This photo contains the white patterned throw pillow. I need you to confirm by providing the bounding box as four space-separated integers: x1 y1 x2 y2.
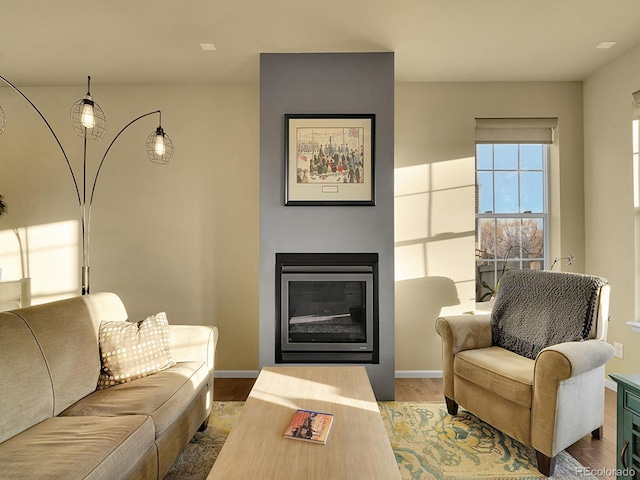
97 312 176 390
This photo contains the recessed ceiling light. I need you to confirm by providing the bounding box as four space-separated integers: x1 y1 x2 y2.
200 43 217 51
596 41 617 49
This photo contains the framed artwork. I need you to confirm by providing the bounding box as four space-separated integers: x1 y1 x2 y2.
284 114 375 206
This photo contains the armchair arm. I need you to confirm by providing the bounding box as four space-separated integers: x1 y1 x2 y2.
534 340 613 384
435 315 493 355
435 315 493 399
531 340 613 456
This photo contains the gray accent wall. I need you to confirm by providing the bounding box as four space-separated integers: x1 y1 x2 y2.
259 52 395 400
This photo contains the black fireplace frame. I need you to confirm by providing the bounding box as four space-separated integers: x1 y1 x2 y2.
275 252 379 364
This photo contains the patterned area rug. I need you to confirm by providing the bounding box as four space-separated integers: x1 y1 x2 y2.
164 402 242 480
379 402 592 480
165 401 593 480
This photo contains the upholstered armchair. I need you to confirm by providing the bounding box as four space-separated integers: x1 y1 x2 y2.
436 269 613 476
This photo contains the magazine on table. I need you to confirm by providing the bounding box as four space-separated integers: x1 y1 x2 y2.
283 409 334 444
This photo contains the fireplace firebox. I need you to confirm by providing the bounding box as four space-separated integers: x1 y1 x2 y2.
276 253 379 363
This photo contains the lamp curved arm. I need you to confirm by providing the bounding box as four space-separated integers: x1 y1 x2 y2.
89 110 160 207
0 75 81 207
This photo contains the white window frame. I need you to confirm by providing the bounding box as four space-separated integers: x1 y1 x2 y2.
633 102 640 319
474 118 555 302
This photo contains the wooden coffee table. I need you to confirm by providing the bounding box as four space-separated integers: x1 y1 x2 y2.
207 366 401 479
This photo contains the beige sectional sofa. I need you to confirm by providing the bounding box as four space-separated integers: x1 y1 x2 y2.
0 292 218 479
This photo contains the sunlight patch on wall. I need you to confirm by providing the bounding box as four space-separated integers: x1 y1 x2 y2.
395 243 426 282
0 231 24 280
395 163 430 244
430 156 474 191
430 185 472 234
395 193 429 243
0 220 79 304
394 158 475 284
394 163 430 197
395 159 474 243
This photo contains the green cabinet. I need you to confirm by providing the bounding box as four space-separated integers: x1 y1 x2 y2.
610 373 640 479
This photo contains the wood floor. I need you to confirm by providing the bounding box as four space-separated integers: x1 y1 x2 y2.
214 377 618 480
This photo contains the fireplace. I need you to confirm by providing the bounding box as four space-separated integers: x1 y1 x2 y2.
276 253 379 363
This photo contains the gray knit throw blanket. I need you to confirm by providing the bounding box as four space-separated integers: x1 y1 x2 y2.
491 269 608 359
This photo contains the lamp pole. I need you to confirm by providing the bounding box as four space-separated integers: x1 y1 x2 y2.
0 75 173 295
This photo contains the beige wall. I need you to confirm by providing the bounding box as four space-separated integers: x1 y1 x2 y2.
0 83 260 371
584 43 640 376
394 82 585 371
0 78 604 374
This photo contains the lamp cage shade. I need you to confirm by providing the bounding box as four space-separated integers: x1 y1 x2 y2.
146 127 173 164
71 96 107 140
0 105 5 134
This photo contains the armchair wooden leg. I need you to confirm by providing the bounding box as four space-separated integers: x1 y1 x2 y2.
591 426 603 439
444 396 459 415
198 417 210 432
535 450 556 477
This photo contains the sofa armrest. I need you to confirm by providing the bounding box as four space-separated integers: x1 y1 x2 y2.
169 325 218 370
435 315 492 399
531 340 613 456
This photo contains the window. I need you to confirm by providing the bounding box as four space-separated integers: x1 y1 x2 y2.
633 117 639 210
633 91 640 211
633 92 640 318
474 118 556 302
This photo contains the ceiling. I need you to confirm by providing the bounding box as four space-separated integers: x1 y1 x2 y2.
2 0 640 87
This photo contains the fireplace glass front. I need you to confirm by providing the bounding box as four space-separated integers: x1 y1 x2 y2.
283 272 373 348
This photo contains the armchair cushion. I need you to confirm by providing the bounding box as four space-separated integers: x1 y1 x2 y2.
455 346 534 408
491 270 607 359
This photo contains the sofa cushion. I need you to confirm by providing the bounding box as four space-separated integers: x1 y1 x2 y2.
62 361 208 438
454 346 534 408
0 415 156 480
8 293 129 415
491 269 607 359
98 312 175 389
0 312 54 443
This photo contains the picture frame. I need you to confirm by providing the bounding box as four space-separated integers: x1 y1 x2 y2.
284 114 375 206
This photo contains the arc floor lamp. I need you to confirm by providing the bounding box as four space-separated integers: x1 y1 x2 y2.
0 75 174 295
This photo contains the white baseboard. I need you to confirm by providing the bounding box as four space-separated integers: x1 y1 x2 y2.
214 370 259 378
214 369 617 392
395 370 443 378
215 370 445 379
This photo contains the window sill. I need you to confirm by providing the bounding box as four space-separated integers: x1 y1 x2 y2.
469 301 492 315
626 321 640 333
